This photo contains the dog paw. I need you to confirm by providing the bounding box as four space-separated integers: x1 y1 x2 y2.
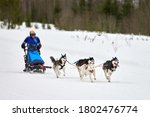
80 76 83 80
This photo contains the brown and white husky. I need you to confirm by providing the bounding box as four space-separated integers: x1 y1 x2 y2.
102 57 119 82
75 57 96 83
50 54 67 78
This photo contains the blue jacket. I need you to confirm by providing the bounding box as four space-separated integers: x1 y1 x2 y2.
21 36 42 51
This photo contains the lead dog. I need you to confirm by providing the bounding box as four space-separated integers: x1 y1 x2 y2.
50 54 67 78
75 57 96 82
102 57 119 82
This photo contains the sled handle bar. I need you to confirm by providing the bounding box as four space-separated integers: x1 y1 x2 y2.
23 48 27 55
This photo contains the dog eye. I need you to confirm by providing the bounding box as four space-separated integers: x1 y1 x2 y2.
91 61 94 64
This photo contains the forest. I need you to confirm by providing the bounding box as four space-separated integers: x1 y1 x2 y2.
0 0 149 35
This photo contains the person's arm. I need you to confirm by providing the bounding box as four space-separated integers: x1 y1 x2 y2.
37 37 42 49
21 37 28 49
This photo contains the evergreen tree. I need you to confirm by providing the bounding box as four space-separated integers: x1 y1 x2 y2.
0 0 149 35
122 0 133 17
102 0 110 15
0 0 22 28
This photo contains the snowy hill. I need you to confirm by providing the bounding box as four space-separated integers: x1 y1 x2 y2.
0 28 150 100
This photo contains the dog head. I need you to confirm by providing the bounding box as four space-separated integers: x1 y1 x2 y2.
60 54 67 63
88 57 94 64
111 57 119 67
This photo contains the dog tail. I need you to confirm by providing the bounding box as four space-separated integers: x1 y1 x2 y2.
50 56 56 63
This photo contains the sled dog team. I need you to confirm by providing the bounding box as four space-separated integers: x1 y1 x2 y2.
50 54 119 83
22 30 119 83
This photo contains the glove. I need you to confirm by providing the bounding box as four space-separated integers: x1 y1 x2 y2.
21 43 25 49
37 44 42 50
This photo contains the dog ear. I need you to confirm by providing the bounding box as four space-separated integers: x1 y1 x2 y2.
112 57 116 60
114 57 118 60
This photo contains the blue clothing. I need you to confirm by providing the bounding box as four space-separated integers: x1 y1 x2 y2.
22 36 41 51
22 35 44 65
27 50 44 65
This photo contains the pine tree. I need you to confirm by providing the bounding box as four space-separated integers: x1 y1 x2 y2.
122 0 133 17
0 0 22 28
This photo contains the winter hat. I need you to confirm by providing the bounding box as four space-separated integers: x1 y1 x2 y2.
30 30 36 35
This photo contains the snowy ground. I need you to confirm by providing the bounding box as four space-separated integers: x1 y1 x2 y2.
0 28 150 100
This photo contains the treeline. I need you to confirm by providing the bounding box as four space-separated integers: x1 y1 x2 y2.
0 0 149 35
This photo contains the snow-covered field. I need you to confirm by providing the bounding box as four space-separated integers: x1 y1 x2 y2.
0 27 150 100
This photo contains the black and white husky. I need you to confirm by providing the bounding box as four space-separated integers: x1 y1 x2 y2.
50 54 67 78
102 57 119 82
75 57 96 83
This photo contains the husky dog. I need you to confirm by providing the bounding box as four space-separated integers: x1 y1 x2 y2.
102 57 119 82
50 54 67 78
75 57 96 82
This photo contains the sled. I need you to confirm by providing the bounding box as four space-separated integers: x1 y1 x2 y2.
23 49 51 73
